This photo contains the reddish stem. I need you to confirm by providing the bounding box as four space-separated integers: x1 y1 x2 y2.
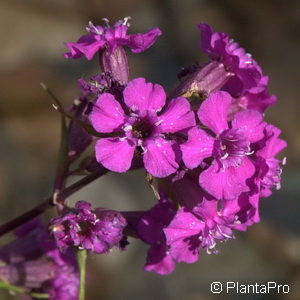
0 168 107 237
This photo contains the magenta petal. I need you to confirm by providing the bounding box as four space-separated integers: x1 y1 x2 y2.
198 91 231 135
199 157 255 200
164 210 203 242
168 237 200 264
245 90 277 113
144 244 176 275
164 210 203 263
157 97 195 133
64 42 85 59
257 125 287 158
242 192 260 225
232 110 265 143
129 28 162 53
95 138 135 172
198 23 228 58
181 127 214 169
64 35 96 59
137 199 175 245
123 78 166 112
143 138 178 178
64 36 105 60
83 40 106 60
89 93 126 133
198 23 214 54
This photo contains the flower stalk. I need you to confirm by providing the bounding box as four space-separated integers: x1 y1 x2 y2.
0 167 107 237
77 249 87 300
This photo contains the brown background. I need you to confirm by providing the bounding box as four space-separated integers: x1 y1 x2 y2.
0 0 299 299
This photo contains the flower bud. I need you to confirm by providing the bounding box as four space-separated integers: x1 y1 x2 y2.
171 61 233 99
100 46 129 85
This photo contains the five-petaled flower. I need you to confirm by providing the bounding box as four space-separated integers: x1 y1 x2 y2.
89 77 195 177
181 90 265 200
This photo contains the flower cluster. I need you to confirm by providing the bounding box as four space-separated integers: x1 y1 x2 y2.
0 17 286 299
56 19 286 275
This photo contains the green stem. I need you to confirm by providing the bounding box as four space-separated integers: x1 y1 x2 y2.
0 281 24 294
30 293 50 299
77 249 87 300
0 280 49 298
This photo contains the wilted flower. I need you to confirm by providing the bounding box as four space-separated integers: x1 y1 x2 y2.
50 201 127 254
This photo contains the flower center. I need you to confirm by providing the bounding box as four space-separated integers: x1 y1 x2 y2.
216 129 251 167
132 118 153 139
78 221 91 235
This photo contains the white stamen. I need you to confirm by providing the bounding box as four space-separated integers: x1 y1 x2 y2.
246 149 254 155
282 157 287 165
140 144 147 154
102 18 110 26
86 21 103 35
123 125 133 132
130 106 138 113
73 99 81 106
155 120 163 126
123 16 131 26
221 152 229 160
86 21 94 32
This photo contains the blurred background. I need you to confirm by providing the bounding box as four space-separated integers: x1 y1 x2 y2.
0 0 299 299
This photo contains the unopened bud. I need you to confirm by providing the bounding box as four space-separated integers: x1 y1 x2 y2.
171 61 233 99
100 46 129 85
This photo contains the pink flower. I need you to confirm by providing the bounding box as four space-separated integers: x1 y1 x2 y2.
163 196 234 263
181 91 265 200
163 191 259 263
199 23 277 115
89 77 195 177
199 23 263 97
64 18 161 60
